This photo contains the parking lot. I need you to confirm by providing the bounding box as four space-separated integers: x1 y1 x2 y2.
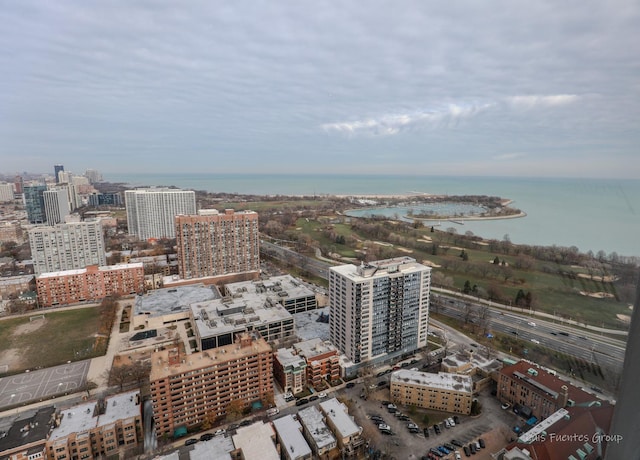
339 380 516 459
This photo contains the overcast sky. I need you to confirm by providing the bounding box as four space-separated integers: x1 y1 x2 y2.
1 1 639 178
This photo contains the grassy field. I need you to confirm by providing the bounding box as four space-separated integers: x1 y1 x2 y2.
0 307 107 373
288 215 630 330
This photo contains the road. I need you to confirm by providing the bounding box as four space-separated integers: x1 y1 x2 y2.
261 241 628 373
433 296 626 373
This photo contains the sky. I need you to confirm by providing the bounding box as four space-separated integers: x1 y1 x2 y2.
1 1 639 178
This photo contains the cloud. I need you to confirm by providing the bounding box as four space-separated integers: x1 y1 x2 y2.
492 153 527 160
506 94 581 109
322 102 492 136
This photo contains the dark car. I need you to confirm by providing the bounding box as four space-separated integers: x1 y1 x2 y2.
444 443 455 450
433 424 441 434
378 381 388 387
424 427 430 437
346 382 355 388
296 398 309 406
463 445 471 457
478 438 486 449
200 433 214 441
239 419 253 427
453 415 460 424
184 439 198 446
470 443 477 454
550 331 558 335
451 439 463 447
559 331 569 336
309 395 319 402
430 448 443 457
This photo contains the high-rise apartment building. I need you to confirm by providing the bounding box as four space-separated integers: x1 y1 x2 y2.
149 333 273 436
329 257 431 367
125 188 196 240
54 164 64 183
175 209 260 279
0 183 14 202
29 222 106 275
24 184 47 224
43 187 70 224
84 169 103 183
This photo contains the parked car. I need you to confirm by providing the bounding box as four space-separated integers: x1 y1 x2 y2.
309 395 319 402
239 420 252 427
453 415 460 424
455 451 462 460
424 427 430 437
184 439 198 446
463 445 471 457
478 438 486 449
501 403 511 410
444 419 451 428
447 417 456 427
266 408 279 417
214 429 226 436
296 398 309 406
444 443 455 450
438 446 450 454
433 424 441 434
200 433 214 441
346 382 355 388
469 443 477 454
318 392 327 398
451 439 463 447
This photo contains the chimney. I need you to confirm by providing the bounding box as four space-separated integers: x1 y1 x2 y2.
559 385 569 407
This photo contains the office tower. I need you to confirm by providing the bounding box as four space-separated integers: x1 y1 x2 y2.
0 183 14 202
54 164 64 183
43 187 70 224
175 209 259 279
329 257 431 366
84 169 103 183
28 221 106 275
149 333 273 436
125 188 196 240
23 184 47 224
605 277 640 459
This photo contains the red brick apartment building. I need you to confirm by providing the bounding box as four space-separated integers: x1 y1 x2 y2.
293 338 341 388
36 263 144 307
149 333 273 437
175 209 260 280
497 360 605 420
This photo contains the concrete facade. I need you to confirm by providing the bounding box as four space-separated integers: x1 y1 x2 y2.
29 222 106 275
125 188 196 240
329 257 431 365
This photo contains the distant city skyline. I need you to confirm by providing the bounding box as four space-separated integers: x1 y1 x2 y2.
1 2 639 178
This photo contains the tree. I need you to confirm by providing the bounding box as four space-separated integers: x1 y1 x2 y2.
201 411 217 431
470 399 483 416
463 280 472 294
493 256 500 265
225 399 245 422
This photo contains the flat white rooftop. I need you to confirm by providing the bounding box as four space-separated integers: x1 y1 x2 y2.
319 398 361 439
190 434 235 459
330 257 430 281
391 370 473 393
37 262 143 279
272 414 312 459
226 275 315 301
49 390 140 441
134 284 220 318
298 405 336 451
232 421 279 460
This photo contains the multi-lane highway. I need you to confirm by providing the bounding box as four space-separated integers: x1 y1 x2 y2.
261 240 628 373
433 296 626 373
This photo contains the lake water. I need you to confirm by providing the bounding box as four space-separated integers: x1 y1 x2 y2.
106 173 640 257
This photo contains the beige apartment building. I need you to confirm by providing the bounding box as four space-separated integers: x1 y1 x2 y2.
175 209 260 280
390 370 473 415
36 263 144 307
46 391 142 460
149 333 273 437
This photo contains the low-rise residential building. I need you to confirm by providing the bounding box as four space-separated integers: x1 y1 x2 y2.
0 274 34 300
0 406 55 460
272 415 313 460
0 221 24 244
390 370 473 415
297 405 337 458
294 338 341 388
149 333 273 437
191 293 294 351
46 390 142 460
36 263 144 307
225 275 317 314
274 348 307 395
231 421 279 460
497 360 604 421
319 398 364 457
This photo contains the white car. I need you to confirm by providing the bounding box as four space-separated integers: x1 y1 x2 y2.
214 429 226 436
266 408 279 416
318 392 327 398
527 321 536 327
530 338 540 344
448 417 456 427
